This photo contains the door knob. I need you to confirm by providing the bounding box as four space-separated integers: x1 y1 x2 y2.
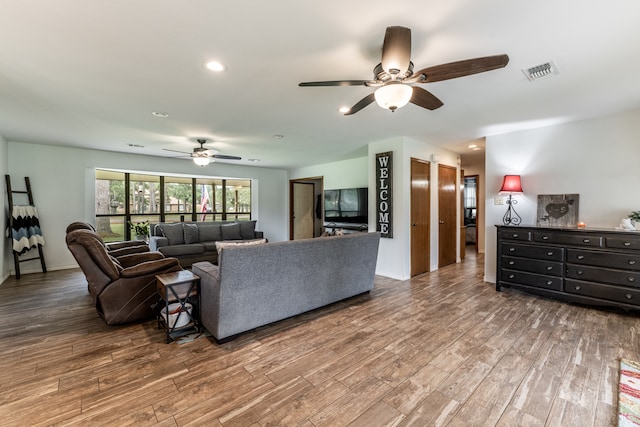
412 223 417 227
439 220 445 224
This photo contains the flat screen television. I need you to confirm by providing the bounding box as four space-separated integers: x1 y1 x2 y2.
324 187 368 224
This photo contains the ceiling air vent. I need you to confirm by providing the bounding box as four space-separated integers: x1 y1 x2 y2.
522 61 559 81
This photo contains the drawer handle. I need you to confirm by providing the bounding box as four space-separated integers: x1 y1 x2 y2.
512 234 519 238
547 251 554 256
509 261 515 265
509 247 516 252
583 239 590 243
625 242 632 247
629 277 636 283
542 236 549 240
627 294 633 300
630 260 637 265
546 280 553 285
577 255 585 260
546 266 553 271
577 270 584 275
574 285 581 291
509 274 515 279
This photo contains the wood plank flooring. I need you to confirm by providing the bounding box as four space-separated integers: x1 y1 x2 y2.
0 251 637 426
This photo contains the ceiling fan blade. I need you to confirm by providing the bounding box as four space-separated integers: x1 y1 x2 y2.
410 87 444 110
343 93 375 116
212 154 242 160
415 54 510 83
381 26 412 76
299 80 369 87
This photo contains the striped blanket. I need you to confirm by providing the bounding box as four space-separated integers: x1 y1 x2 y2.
11 205 45 255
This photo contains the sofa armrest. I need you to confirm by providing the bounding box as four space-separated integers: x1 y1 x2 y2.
116 252 165 268
149 236 169 251
254 231 264 239
121 257 181 278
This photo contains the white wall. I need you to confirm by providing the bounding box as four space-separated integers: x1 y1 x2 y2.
289 157 368 189
484 108 640 282
5 141 288 277
369 136 461 280
0 135 7 282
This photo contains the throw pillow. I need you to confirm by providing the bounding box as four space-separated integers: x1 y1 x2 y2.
157 223 185 245
215 238 266 254
183 223 199 244
237 220 257 239
198 223 222 242
221 222 242 240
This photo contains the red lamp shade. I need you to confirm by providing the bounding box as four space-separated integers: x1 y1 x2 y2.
499 175 523 194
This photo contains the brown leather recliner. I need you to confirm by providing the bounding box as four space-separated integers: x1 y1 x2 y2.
66 229 183 325
66 221 150 258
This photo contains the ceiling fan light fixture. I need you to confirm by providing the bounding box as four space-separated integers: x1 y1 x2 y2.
193 156 210 166
374 83 413 112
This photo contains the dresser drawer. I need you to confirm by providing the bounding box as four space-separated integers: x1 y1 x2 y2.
606 236 640 251
500 230 531 242
565 279 640 306
501 243 563 261
533 231 603 247
566 249 640 271
502 256 563 276
566 264 640 287
501 269 563 291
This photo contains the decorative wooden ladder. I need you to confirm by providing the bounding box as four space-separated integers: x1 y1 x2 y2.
5 175 47 279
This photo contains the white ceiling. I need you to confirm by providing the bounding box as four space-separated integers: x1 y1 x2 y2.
1 1 639 169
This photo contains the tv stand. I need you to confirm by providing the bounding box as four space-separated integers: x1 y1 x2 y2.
324 222 369 234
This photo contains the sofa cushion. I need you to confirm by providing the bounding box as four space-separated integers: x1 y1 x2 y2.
221 223 242 240
199 223 222 242
215 238 266 254
237 220 257 239
159 243 204 257
156 223 185 245
184 223 199 244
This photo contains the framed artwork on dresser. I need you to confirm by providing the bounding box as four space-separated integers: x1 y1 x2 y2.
536 193 580 227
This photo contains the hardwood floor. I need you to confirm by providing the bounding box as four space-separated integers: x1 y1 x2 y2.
0 252 636 426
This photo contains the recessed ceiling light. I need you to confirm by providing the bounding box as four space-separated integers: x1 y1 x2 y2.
338 106 350 114
272 134 284 139
205 61 227 72
468 144 477 149
151 111 169 118
472 147 482 151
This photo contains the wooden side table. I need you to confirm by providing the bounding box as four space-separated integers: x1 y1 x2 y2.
156 270 200 343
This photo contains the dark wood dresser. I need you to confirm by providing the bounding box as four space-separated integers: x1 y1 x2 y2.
496 225 640 310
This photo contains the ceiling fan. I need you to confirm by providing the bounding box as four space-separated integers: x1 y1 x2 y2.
163 139 241 166
299 26 509 115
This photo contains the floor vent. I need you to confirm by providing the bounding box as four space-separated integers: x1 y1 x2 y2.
522 61 559 81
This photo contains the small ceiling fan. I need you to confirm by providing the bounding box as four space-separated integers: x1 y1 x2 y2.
163 139 241 166
299 26 509 115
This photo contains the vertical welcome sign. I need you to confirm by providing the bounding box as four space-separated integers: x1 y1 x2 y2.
376 151 393 238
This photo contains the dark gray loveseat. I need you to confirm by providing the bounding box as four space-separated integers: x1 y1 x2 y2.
192 232 381 341
149 221 264 267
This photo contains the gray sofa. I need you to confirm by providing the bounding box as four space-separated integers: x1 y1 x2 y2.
192 232 381 341
149 221 264 267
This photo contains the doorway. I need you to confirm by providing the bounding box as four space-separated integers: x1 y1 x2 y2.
410 158 430 276
289 177 324 240
438 164 457 268
464 175 479 253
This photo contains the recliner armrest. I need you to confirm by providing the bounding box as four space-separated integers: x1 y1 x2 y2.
120 258 181 278
106 240 150 250
116 252 165 268
108 245 151 258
